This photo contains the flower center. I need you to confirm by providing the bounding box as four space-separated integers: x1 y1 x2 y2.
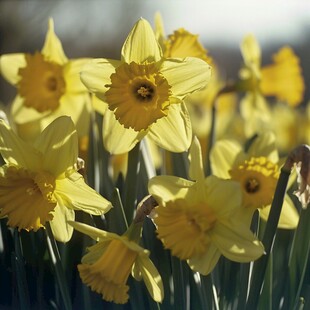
245 178 260 193
18 52 66 112
0 164 56 231
230 156 279 208
105 61 172 131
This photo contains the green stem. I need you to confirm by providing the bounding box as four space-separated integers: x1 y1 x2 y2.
246 167 291 309
45 223 72 310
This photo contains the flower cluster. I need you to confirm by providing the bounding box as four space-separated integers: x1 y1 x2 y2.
0 14 309 308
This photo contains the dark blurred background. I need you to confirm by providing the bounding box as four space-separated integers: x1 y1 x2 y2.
1 0 310 105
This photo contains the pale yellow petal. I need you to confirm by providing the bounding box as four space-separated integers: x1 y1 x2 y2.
68 220 118 242
0 119 41 170
41 18 68 65
160 57 211 98
11 95 50 124
212 222 264 262
154 12 166 48
248 132 279 163
103 110 146 154
34 116 78 176
148 103 192 152
148 175 195 206
187 243 221 275
50 202 75 243
121 18 162 64
92 95 108 115
135 255 164 302
80 59 121 97
205 176 242 218
44 92 91 137
0 53 26 85
241 34 261 71
55 172 112 215
259 195 299 229
64 58 92 93
189 136 205 184
210 139 243 178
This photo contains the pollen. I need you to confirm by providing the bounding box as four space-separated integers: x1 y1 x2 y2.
18 52 66 112
0 164 56 231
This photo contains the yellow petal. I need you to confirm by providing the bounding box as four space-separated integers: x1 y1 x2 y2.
212 222 264 262
241 34 261 72
34 116 78 176
103 110 146 154
50 202 75 243
80 58 121 97
11 95 50 124
148 175 195 206
68 221 117 242
210 140 243 178
0 53 26 85
121 18 163 64
205 176 242 218
45 92 91 137
135 255 164 302
64 58 92 93
92 95 108 115
0 119 41 170
259 195 299 229
248 132 279 163
187 243 221 275
148 103 192 152
189 136 205 184
55 172 112 215
41 18 68 65
154 12 166 48
160 57 211 98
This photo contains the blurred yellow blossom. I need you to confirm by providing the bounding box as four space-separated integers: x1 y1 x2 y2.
68 221 163 304
0 19 92 142
149 137 264 275
81 18 211 154
210 132 299 229
0 116 111 242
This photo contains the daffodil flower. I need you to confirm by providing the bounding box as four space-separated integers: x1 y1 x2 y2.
148 137 264 275
80 18 211 154
68 220 164 304
0 19 92 142
0 116 112 242
237 35 304 137
210 132 299 229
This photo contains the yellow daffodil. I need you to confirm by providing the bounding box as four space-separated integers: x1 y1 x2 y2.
238 35 304 137
239 34 304 107
0 19 92 142
68 221 163 304
210 132 299 229
80 18 211 154
0 116 112 242
148 137 264 275
154 12 237 150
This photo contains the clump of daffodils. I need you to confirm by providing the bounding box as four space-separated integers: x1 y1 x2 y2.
149 137 264 275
